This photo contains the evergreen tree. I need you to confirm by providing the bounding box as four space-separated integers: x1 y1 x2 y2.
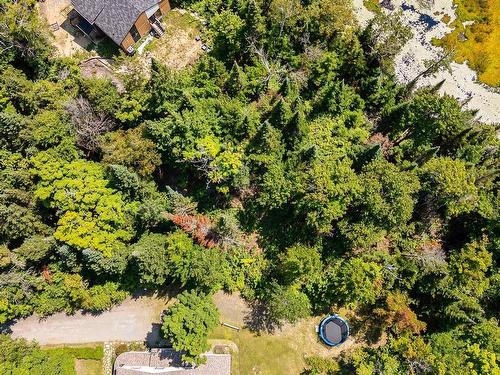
224 61 247 97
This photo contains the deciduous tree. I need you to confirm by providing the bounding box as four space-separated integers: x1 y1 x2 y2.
161 290 219 365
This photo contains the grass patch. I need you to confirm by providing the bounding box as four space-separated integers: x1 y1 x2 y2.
210 326 307 375
145 9 204 70
43 345 104 361
435 0 500 86
208 315 362 375
75 359 102 375
163 11 202 38
211 294 367 375
41 345 104 375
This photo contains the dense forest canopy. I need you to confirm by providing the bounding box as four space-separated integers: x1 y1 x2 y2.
0 0 498 373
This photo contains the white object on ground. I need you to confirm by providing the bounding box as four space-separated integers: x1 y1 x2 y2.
138 35 154 55
352 0 376 28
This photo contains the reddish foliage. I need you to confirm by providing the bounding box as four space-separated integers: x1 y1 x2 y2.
163 212 219 248
393 308 426 334
162 211 261 253
41 265 52 283
367 133 393 156
376 293 426 335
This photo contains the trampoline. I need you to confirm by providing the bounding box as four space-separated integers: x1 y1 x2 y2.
318 315 349 346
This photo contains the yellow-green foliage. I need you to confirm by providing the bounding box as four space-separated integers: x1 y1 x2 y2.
436 0 500 86
364 0 382 13
182 135 243 186
32 153 135 256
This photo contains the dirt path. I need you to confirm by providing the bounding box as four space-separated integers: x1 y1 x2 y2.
38 0 91 57
10 296 169 345
213 291 250 327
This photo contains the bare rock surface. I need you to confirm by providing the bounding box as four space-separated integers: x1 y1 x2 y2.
355 0 500 123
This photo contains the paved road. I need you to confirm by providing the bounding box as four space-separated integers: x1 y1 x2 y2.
10 296 168 345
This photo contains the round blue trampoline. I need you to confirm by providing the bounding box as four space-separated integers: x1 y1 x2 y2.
319 315 349 346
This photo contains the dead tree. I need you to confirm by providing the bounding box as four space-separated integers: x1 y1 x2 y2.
66 96 113 154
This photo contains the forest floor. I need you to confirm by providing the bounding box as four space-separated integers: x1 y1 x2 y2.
9 295 171 346
211 292 386 375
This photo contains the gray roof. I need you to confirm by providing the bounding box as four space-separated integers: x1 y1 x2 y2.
71 0 160 44
114 350 231 375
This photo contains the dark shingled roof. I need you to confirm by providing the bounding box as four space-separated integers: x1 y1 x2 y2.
71 0 160 44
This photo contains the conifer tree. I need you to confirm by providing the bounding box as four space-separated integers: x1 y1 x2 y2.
225 61 247 97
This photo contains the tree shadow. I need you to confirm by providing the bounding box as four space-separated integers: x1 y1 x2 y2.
345 308 384 345
59 22 87 49
243 300 279 334
128 285 180 300
155 348 185 366
0 320 14 334
146 322 170 348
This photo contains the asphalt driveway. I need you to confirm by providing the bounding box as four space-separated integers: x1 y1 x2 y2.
10 296 168 345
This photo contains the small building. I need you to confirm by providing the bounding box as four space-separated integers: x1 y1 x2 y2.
114 349 231 375
71 0 171 52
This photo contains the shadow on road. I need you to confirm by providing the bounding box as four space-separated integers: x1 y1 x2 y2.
146 323 170 348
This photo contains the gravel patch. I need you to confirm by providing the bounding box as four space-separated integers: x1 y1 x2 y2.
10 296 168 345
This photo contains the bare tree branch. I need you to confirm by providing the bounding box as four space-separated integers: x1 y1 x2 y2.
66 97 113 153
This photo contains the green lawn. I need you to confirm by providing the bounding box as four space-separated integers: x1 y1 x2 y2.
42 345 104 375
210 293 369 375
209 317 362 375
210 325 307 375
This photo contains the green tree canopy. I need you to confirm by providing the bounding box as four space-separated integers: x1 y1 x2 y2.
129 233 170 286
161 290 219 365
100 126 161 177
32 154 135 256
266 283 312 326
421 157 479 217
278 244 322 285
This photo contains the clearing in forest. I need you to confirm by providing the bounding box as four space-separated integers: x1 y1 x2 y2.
38 0 91 57
144 9 205 70
211 292 386 375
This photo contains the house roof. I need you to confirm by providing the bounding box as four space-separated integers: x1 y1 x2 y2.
114 350 231 375
71 0 160 44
